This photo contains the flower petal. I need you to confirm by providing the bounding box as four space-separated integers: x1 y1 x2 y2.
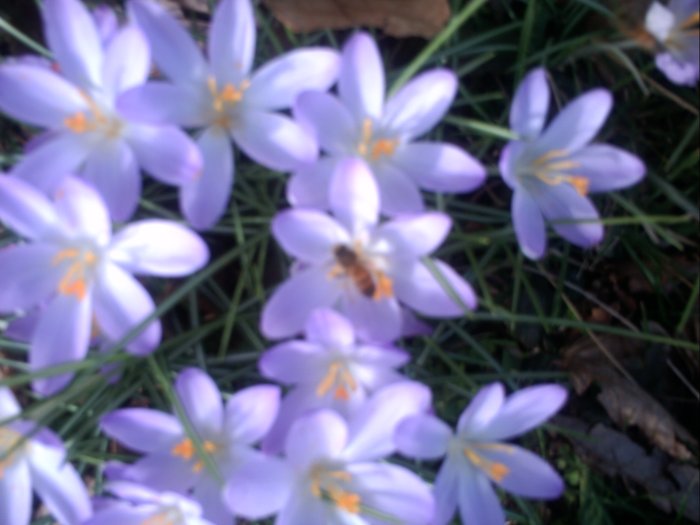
175 368 224 437
92 5 118 44
0 388 20 419
457 383 505 437
479 384 567 441
115 453 194 493
117 82 210 127
393 259 477 317
395 414 452 460
233 110 318 171
272 209 349 263
286 157 338 210
100 408 183 453
432 461 460 525
108 219 209 276
329 157 379 232
457 465 505 525
0 461 31 525
339 294 402 344
42 0 103 88
512 190 547 260
247 49 340 110
259 341 324 384
192 475 230 525
224 384 281 445
180 127 234 230
391 142 486 193
373 163 425 216
285 410 348 468
294 91 357 155
260 268 342 340
569 144 646 193
30 293 92 395
93 261 161 355
127 123 203 185
53 176 111 242
536 89 612 153
0 244 61 312
510 68 550 140
0 175 59 240
305 308 355 348
0 64 87 128
208 0 256 82
498 140 527 190
382 69 456 140
375 212 451 258
102 25 151 100
339 32 385 120
260 387 322 455
128 0 207 84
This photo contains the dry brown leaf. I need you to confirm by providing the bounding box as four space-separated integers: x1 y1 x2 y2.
561 335 696 460
262 0 451 38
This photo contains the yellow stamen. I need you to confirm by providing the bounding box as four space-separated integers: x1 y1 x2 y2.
64 112 89 133
372 273 394 300
171 438 217 473
53 248 98 301
370 138 397 160
531 149 588 196
357 118 397 161
310 467 361 513
141 512 176 525
316 362 358 400
535 172 589 196
464 448 510 483
330 488 361 513
532 149 569 166
207 76 249 116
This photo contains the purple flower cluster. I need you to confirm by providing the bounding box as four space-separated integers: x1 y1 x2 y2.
0 0 657 523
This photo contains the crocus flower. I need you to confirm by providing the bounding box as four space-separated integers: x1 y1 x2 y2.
100 368 288 524
396 383 567 525
499 68 646 259
253 382 434 525
0 388 92 525
85 481 214 525
118 0 340 229
289 31 486 216
0 175 209 394
645 0 699 85
259 308 410 453
0 0 202 221
261 157 477 343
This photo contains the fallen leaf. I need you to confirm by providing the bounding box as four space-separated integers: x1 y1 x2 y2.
262 0 451 38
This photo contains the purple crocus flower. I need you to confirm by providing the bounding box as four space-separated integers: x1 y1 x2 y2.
0 175 209 395
100 368 288 524
0 388 92 525
645 1 699 85
249 382 434 525
290 31 486 216
117 0 340 229
0 0 203 221
261 157 477 343
396 383 567 525
259 308 410 453
85 481 214 525
499 68 646 259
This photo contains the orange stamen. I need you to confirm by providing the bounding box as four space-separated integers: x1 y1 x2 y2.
464 448 510 483
141 512 176 525
372 273 394 300
52 248 97 301
64 112 89 133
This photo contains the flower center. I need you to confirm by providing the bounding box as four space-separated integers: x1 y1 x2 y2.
667 11 700 50
207 76 250 129
329 244 393 300
463 442 513 483
0 428 25 479
52 247 100 301
140 506 182 525
171 438 218 473
357 118 398 161
529 149 589 196
316 361 358 401
310 464 362 514
64 93 123 138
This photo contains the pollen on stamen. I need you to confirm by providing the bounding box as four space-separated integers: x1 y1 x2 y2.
532 149 570 166
372 273 394 300
331 490 361 514
370 138 398 161
464 448 510 483
64 112 88 133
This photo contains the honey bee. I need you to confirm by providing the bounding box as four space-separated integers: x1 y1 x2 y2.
333 245 376 298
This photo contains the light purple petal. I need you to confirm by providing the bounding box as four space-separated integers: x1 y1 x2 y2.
272 209 349 263
81 139 141 222
0 244 61 312
117 82 210 127
192 475 230 525
294 91 357 155
261 268 342 340
247 49 340 110
382 69 456 140
457 383 505 437
0 388 20 419
128 0 207 84
285 410 347 468
225 384 281 445
0 175 58 239
84 507 152 525
30 293 92 395
569 144 646 193
208 0 255 82
479 384 567 441
233 110 318 171
93 262 161 356
457 466 505 525
329 157 379 232
259 341 324 384
391 141 486 193
432 461 460 525
127 123 203 185
305 308 355 347
102 25 151 100
393 259 477 317
536 89 612 153
261 387 322 455
498 140 527 190
108 219 209 276
395 414 452 460
512 190 546 260
510 67 550 140
375 212 451 258
92 5 118 44
0 461 31 525
373 163 425 216
339 32 384 119
0 64 87 128
286 157 338 210
100 408 183 453
116 453 194 493
176 368 224 437
339 294 402 344
656 50 700 86
343 381 432 462
354 344 409 370
180 127 234 230
223 453 293 519
42 0 103 88
52 176 111 242
27 441 92 525
275 487 330 525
